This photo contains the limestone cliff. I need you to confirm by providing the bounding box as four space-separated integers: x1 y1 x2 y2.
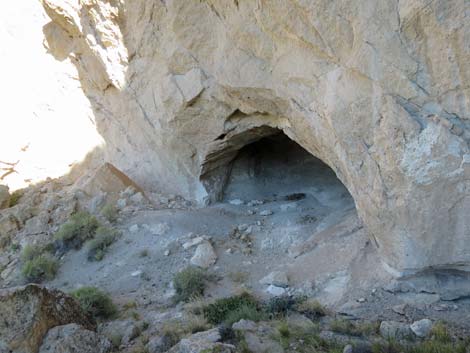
40 0 470 274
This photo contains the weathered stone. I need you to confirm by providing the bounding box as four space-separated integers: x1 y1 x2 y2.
0 285 95 353
410 319 433 338
232 319 257 332
190 241 217 268
379 321 412 340
39 324 111 353
167 328 234 353
40 0 470 274
99 320 140 345
266 285 287 296
74 163 144 202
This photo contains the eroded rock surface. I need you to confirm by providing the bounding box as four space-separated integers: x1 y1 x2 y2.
40 0 470 274
0 284 95 353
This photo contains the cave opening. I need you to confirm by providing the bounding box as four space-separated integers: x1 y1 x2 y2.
201 128 355 213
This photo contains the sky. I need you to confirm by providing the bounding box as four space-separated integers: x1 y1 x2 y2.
0 1 103 190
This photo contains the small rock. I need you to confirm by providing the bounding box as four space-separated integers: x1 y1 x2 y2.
182 236 205 250
247 210 255 215
229 199 244 205
247 200 264 206
190 241 217 268
392 304 407 315
357 298 366 303
131 270 143 277
129 224 139 233
116 198 127 209
99 320 140 345
410 319 432 338
266 285 287 296
237 224 249 232
130 192 144 204
225 248 233 254
260 210 273 216
164 250 170 256
260 271 289 288
343 344 353 353
145 223 170 236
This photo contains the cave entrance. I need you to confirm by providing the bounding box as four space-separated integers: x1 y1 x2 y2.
201 128 354 212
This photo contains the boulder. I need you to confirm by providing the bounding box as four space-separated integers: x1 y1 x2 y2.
190 241 217 268
0 285 95 353
99 320 140 346
410 319 433 338
74 163 144 202
167 328 234 353
39 324 111 353
379 321 412 340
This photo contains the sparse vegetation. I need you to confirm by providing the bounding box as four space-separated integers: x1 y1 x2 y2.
8 189 24 207
20 243 58 283
101 203 119 223
295 298 328 320
54 211 100 250
329 318 378 337
203 292 262 325
21 253 59 283
264 295 303 318
85 226 119 261
139 249 149 257
430 322 451 343
70 286 117 320
173 266 208 302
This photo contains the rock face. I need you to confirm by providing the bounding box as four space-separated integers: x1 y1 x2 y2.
40 0 470 274
39 324 111 353
0 284 95 353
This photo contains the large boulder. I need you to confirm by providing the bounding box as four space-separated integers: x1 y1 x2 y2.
39 324 111 353
40 0 470 274
167 328 234 353
0 285 95 353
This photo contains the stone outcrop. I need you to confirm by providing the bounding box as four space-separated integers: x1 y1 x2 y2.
40 0 470 274
0 185 10 210
39 324 111 353
0 284 95 353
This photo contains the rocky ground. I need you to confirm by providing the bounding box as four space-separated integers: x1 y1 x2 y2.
1 156 470 352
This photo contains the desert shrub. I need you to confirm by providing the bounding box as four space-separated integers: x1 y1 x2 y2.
70 286 116 319
186 314 211 334
21 254 58 283
430 322 451 343
8 189 24 207
295 298 328 320
85 226 119 261
330 318 379 337
100 204 119 223
264 295 303 317
54 212 100 250
203 293 261 325
173 267 208 302
372 339 467 353
161 321 185 350
21 244 43 262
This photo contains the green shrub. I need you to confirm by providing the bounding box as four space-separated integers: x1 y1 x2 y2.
21 254 58 283
101 204 119 223
295 299 328 320
203 293 261 325
173 267 208 302
21 244 43 262
70 286 116 319
264 295 302 317
86 226 119 261
430 322 451 343
54 212 100 250
8 189 24 207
